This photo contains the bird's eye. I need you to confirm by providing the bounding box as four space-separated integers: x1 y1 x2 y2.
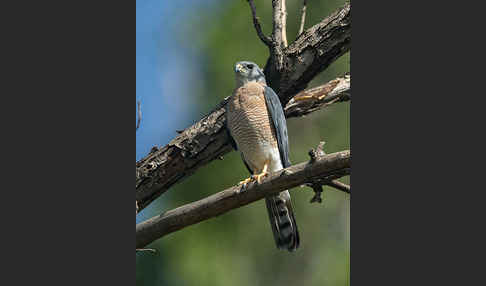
246 64 253 69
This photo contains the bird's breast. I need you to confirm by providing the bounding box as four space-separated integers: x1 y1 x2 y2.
227 83 278 168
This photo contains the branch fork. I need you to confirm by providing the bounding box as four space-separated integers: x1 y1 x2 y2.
307 142 350 203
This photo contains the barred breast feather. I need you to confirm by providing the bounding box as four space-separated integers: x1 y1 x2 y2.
226 81 300 251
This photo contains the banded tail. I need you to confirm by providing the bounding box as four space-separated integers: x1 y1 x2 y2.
265 190 300 251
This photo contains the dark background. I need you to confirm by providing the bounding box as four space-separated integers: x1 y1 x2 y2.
3 1 482 285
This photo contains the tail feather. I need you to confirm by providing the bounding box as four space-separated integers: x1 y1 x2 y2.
265 190 300 251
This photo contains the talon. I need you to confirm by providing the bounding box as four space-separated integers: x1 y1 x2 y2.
239 177 254 187
254 162 269 184
254 172 268 184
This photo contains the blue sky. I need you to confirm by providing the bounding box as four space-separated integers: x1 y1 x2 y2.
136 0 219 221
137 0 196 161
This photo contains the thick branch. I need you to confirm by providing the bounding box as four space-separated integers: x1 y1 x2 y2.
264 2 351 105
136 150 350 248
136 75 350 212
136 99 233 211
136 3 351 213
285 73 350 118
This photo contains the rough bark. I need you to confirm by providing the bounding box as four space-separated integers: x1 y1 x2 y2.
264 2 350 105
285 73 350 118
136 74 350 212
136 3 351 213
137 150 350 248
136 99 233 211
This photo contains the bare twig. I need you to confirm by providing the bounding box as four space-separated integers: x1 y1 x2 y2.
136 101 142 215
307 142 350 201
281 0 288 47
136 248 156 253
298 0 307 37
136 101 141 131
247 0 272 46
327 180 350 194
136 150 350 248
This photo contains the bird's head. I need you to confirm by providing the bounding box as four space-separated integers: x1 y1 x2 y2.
234 61 266 87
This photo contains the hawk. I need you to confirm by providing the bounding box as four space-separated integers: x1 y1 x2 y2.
226 61 300 251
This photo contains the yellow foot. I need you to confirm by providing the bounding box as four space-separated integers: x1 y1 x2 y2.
253 162 269 184
239 177 254 187
253 171 269 184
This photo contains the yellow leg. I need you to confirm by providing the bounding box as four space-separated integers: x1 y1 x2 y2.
238 161 269 187
238 176 254 187
253 161 269 184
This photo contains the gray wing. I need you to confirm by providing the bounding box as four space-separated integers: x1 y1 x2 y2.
225 104 238 151
264 86 291 168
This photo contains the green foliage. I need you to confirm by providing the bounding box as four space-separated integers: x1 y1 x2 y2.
137 1 350 285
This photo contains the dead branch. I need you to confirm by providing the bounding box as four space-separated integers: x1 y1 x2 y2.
264 2 350 105
136 74 350 212
297 0 307 37
136 150 350 249
136 3 351 213
327 180 350 193
136 248 156 254
281 0 288 47
136 101 141 131
285 74 350 118
247 0 272 46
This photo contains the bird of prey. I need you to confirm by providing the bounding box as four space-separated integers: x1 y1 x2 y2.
225 61 300 251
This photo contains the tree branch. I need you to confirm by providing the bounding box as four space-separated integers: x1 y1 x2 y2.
264 2 350 105
136 101 141 131
136 3 351 213
136 150 350 248
327 180 350 193
297 0 307 37
281 0 288 47
285 73 350 118
136 74 350 212
247 0 272 46
269 0 287 71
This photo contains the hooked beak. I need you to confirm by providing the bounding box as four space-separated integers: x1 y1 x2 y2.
235 63 244 73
